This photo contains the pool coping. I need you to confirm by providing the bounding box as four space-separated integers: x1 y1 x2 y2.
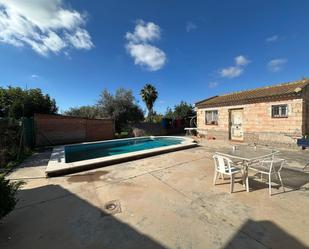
45 136 198 177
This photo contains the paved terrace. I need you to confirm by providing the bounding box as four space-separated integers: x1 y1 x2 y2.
1 140 309 249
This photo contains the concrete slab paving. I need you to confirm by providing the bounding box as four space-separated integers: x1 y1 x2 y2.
7 149 51 180
151 157 309 248
1 141 309 249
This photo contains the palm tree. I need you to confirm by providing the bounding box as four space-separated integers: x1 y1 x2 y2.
140 84 158 122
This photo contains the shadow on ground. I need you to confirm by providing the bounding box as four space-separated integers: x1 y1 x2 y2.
0 185 166 249
250 168 309 192
278 149 309 169
223 219 308 249
19 149 52 168
280 168 309 190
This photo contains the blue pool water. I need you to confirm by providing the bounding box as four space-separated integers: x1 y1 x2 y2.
65 137 184 163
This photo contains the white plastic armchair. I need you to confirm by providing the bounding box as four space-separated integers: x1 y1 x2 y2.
213 154 243 193
249 158 285 196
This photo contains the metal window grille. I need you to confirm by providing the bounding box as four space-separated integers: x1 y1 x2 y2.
271 105 288 118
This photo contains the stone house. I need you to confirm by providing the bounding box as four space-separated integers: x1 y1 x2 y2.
195 79 309 147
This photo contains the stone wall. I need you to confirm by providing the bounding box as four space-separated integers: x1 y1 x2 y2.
196 98 305 146
302 85 309 135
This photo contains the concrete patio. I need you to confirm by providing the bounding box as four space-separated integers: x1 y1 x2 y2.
1 141 309 249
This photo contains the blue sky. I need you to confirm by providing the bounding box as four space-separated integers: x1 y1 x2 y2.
0 0 308 114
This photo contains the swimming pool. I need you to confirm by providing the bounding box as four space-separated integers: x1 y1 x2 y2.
65 137 185 163
46 136 197 176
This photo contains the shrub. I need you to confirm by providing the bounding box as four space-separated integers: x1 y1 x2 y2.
0 175 23 219
0 119 32 171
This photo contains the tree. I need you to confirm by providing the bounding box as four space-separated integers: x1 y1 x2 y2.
140 84 158 122
97 88 144 132
173 101 195 119
164 101 195 119
64 106 100 119
0 86 57 119
151 111 164 123
164 107 174 119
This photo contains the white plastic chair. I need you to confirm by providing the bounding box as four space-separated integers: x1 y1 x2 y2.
213 154 243 193
249 158 285 196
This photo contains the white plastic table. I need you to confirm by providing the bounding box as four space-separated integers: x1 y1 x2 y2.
215 146 279 192
184 127 197 136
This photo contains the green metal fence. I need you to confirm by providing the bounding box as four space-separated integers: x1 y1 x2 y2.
21 117 34 148
0 117 35 169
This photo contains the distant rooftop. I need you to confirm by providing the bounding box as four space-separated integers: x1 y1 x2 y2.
195 79 309 108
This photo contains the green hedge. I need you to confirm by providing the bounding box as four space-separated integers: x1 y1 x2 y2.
0 119 27 219
0 175 23 219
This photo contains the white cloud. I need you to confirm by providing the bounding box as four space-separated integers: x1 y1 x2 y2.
125 20 166 71
266 35 279 42
267 58 287 72
208 81 218 88
31 74 39 78
125 20 160 43
186 21 197 32
220 66 243 78
66 28 93 49
0 0 93 56
235 55 250 66
220 55 250 78
126 43 166 71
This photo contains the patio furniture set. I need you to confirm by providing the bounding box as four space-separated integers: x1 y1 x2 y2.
213 145 285 196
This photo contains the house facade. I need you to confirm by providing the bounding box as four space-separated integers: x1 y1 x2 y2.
195 79 309 147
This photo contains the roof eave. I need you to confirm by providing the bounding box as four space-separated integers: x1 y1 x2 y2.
195 92 302 109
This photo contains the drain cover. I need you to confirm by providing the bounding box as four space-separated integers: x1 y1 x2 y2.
106 203 117 211
103 200 122 215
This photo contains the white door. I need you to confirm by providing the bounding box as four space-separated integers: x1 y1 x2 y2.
230 109 244 141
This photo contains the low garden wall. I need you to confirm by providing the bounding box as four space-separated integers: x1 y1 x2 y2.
132 121 185 137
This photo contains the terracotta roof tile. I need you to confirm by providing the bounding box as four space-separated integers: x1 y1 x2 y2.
196 79 309 108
